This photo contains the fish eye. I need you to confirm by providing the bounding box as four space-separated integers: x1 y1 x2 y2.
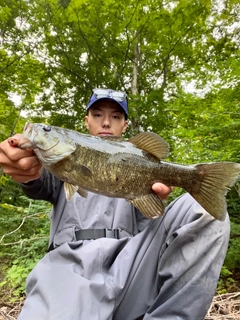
43 126 51 132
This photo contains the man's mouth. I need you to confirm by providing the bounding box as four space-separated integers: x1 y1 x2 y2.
99 132 113 136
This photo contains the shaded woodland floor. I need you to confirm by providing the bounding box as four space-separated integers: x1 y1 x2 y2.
1 293 240 320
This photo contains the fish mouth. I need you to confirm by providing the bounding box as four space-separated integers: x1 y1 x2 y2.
23 122 60 151
38 139 60 152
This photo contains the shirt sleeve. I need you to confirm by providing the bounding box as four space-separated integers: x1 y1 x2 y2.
20 168 63 205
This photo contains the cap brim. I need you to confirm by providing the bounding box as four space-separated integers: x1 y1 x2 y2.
87 96 128 118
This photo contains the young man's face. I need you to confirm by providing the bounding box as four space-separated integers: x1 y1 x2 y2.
85 100 128 136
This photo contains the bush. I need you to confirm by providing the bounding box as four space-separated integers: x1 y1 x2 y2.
0 181 51 300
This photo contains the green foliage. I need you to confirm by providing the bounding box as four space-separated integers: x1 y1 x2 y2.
217 219 240 294
0 177 51 300
217 266 236 294
2 0 240 130
1 238 48 301
224 221 240 271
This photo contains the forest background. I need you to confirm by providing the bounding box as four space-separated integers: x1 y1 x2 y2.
1 0 240 302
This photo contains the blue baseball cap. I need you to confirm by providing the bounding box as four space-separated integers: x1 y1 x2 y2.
87 88 128 119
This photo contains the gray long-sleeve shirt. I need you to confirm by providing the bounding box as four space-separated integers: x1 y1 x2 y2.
18 168 230 320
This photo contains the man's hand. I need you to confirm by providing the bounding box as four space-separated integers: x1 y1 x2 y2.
0 134 42 183
152 182 174 200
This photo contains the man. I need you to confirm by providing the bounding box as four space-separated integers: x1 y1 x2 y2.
0 88 230 320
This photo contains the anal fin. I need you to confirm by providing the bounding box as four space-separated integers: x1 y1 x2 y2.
130 193 165 219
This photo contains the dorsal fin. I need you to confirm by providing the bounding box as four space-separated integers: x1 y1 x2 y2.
128 132 169 160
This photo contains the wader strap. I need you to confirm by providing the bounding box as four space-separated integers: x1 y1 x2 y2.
75 228 120 240
48 228 121 252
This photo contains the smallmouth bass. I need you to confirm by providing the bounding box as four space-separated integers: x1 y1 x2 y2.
10 122 240 221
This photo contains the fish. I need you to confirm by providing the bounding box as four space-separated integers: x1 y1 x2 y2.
10 122 240 221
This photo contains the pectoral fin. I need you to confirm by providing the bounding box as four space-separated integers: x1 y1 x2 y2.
64 183 88 200
77 187 88 198
79 164 92 177
64 183 79 201
130 193 165 219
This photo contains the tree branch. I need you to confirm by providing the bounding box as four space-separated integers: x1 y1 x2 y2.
0 210 49 245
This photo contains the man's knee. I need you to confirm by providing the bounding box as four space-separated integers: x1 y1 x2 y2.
163 193 230 238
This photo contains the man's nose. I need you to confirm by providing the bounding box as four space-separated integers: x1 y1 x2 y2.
102 115 111 127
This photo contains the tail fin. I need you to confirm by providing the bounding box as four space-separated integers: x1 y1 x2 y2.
190 162 240 221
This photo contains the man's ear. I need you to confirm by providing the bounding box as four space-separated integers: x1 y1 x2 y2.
122 120 128 133
85 116 89 130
